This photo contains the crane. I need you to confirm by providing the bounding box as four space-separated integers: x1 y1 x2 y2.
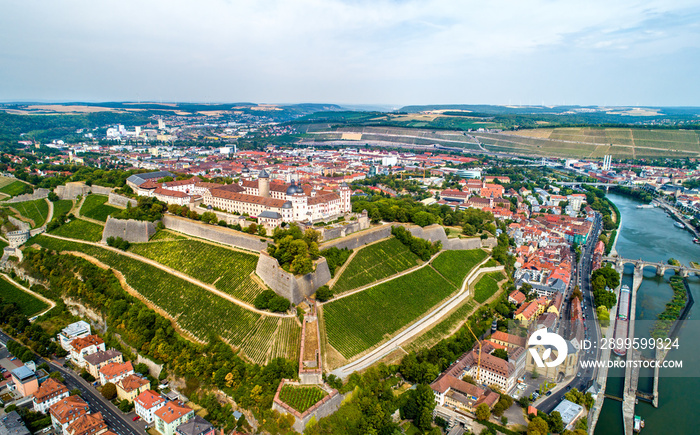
466 321 482 385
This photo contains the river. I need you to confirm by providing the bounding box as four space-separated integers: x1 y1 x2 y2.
596 193 700 435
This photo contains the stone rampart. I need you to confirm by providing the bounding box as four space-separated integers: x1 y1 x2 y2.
256 251 332 305
107 193 137 208
319 225 393 251
90 185 112 195
8 216 31 232
136 354 163 378
162 214 269 252
54 182 112 200
101 217 156 243
4 188 49 204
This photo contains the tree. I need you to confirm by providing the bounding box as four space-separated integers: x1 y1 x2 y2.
492 348 508 360
315 285 333 302
527 416 549 435
101 382 117 400
475 403 490 421
548 411 564 433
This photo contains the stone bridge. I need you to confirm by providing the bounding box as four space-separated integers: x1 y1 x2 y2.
602 256 700 277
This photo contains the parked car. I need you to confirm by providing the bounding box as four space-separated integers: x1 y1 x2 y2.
133 416 140 422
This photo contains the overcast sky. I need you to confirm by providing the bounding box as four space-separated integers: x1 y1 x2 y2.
2 0 699 107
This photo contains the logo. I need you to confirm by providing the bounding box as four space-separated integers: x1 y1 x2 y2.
528 328 568 368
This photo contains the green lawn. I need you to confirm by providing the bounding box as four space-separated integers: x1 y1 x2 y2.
52 200 74 218
11 199 49 228
50 219 104 242
80 195 120 222
0 181 30 198
0 276 49 316
331 237 420 294
431 249 489 287
473 271 504 303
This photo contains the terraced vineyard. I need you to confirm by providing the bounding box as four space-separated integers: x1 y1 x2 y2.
128 240 264 303
331 237 420 294
272 317 302 361
323 265 457 359
0 276 49 316
52 200 74 218
50 219 104 242
407 299 476 351
0 181 29 198
11 199 49 228
31 235 299 365
150 230 187 241
473 271 505 303
279 384 328 413
80 195 120 222
431 249 488 287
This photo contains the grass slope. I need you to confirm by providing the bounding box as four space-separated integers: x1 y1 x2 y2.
407 299 476 351
473 271 504 303
0 276 49 316
50 219 104 242
80 195 120 222
0 181 29 198
12 199 49 228
128 240 263 303
332 237 420 293
431 249 489 287
52 200 74 218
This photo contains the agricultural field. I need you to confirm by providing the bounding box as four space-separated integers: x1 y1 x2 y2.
279 385 328 413
11 199 49 228
323 265 457 359
0 181 30 198
150 230 187 241
31 235 299 365
80 195 120 222
331 238 420 294
128 240 263 303
52 200 74 218
50 219 104 242
431 249 488 287
0 276 49 316
473 271 505 303
407 299 476 352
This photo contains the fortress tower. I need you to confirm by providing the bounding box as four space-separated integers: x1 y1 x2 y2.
259 168 270 197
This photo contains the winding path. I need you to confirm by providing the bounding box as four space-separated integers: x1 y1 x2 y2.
1 273 56 319
41 233 293 318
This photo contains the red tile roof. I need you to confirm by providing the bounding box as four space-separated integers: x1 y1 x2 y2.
135 390 165 410
70 335 104 352
155 401 193 424
34 378 68 404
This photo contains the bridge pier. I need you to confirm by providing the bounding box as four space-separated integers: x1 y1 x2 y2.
656 265 666 276
680 267 689 278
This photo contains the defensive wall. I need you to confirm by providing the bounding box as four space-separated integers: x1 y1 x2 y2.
162 214 269 252
107 193 137 208
8 216 31 232
3 188 49 204
54 182 112 200
315 211 370 242
256 251 332 305
272 380 342 433
102 217 156 243
136 354 163 378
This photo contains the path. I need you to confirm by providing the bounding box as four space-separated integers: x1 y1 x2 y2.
324 250 360 288
0 273 56 319
330 255 495 379
7 205 35 227
42 233 293 318
45 198 54 224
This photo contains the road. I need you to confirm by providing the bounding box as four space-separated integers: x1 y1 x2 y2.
538 212 603 413
0 329 144 435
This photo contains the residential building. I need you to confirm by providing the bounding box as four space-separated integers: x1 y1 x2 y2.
65 413 108 435
69 335 105 368
0 411 30 435
84 349 123 379
175 416 215 435
33 378 70 413
99 361 134 386
116 374 150 403
552 399 586 431
134 390 166 424
58 321 91 352
154 401 194 435
50 396 90 434
10 366 38 398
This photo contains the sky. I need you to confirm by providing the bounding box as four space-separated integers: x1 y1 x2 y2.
2 0 700 107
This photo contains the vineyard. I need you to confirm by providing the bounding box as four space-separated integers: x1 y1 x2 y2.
31 235 299 365
331 237 420 294
128 240 264 303
431 249 488 287
0 276 49 316
11 199 49 228
0 181 29 198
80 195 120 222
473 271 504 303
323 265 457 359
52 200 74 218
407 298 476 351
279 384 328 413
50 219 104 242
149 230 187 241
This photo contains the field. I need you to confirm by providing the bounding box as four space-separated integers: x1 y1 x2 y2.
80 195 120 222
0 276 49 316
11 199 49 228
473 271 505 303
407 298 476 351
431 249 489 287
0 181 29 198
323 265 457 359
50 219 104 242
128 240 264 303
52 200 74 218
278 384 328 413
31 235 299 365
331 238 420 294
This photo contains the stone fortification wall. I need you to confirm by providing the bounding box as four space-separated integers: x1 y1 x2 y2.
319 225 393 251
162 214 269 252
107 193 137 208
101 217 156 243
8 216 30 232
55 182 112 200
136 354 163 378
4 188 49 204
256 251 332 305
90 185 112 195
